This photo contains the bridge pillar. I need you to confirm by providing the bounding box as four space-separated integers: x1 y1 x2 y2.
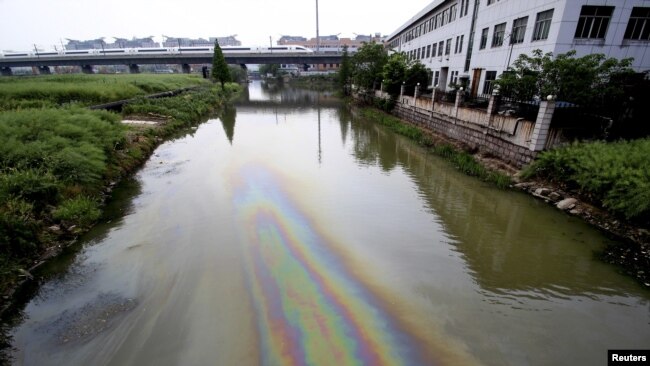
129 64 140 74
38 66 51 75
181 64 191 74
81 65 94 74
0 67 12 76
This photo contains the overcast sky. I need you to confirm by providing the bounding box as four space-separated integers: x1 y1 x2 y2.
0 0 430 51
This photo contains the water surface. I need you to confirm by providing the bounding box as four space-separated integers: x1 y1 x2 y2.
9 81 650 365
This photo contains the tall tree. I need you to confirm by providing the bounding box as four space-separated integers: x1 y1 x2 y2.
212 40 231 89
337 45 352 95
351 42 388 92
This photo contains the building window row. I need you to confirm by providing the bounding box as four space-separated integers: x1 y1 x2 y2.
624 7 650 40
575 6 614 39
399 2 462 45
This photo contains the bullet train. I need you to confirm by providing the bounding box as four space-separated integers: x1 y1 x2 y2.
0 45 314 59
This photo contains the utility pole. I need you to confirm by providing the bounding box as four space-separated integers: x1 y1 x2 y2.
316 0 320 52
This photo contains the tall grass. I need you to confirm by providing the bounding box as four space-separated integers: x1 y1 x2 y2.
522 139 650 221
0 76 239 294
359 108 512 189
0 74 206 111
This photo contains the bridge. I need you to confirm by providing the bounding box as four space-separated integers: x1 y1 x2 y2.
0 52 343 75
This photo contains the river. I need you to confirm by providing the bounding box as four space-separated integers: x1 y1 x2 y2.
7 81 650 365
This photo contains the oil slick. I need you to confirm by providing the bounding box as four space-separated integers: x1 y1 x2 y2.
231 163 477 366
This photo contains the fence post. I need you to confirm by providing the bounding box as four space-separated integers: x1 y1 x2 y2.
486 86 500 129
430 88 437 115
453 87 464 120
400 82 405 102
414 83 420 99
529 96 556 151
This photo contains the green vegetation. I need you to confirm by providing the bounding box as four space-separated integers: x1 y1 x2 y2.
0 74 239 296
0 74 206 111
382 52 430 98
359 108 512 189
350 42 388 91
522 139 650 222
211 40 231 89
495 49 633 105
337 46 352 95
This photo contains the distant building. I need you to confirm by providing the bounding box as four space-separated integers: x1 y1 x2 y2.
64 38 106 50
386 0 650 94
278 33 385 72
65 37 159 50
108 37 159 49
162 36 241 47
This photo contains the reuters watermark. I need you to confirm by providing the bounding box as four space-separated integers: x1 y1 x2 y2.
608 350 649 365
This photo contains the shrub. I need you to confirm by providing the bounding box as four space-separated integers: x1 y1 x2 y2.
52 196 101 227
523 139 650 220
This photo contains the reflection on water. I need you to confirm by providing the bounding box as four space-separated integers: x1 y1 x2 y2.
8 81 650 366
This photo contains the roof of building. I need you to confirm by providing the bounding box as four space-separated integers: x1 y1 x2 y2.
387 0 446 42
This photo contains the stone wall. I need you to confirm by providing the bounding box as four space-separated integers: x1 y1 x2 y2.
392 103 538 168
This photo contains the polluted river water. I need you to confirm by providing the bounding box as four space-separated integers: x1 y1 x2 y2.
7 81 650 365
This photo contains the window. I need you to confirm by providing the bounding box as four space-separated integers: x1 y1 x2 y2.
417 48 421 59
450 71 459 86
575 6 614 39
480 28 489 49
455 35 464 54
422 47 426 59
442 9 448 26
487 0 500 5
438 41 444 56
624 7 650 40
483 71 497 94
431 43 437 58
511 16 528 44
492 23 506 47
450 4 458 22
460 0 470 17
433 71 440 87
532 9 554 41
445 38 452 55
426 45 431 58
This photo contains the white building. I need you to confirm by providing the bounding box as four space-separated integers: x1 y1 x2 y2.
386 0 650 96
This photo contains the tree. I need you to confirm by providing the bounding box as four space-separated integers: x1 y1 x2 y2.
382 52 408 97
212 40 231 89
496 49 634 105
337 45 352 95
228 65 248 83
382 53 431 98
351 42 388 91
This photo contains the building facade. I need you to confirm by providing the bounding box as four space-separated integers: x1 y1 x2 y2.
386 0 650 95
278 34 386 71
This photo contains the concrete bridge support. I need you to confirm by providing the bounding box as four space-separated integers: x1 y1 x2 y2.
0 67 12 76
81 65 94 74
38 66 51 75
181 64 191 74
129 64 140 74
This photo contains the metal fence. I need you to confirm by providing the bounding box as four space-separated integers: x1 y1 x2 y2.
436 90 457 104
462 93 491 110
497 97 540 121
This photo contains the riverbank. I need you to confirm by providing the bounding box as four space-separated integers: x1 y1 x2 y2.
0 76 241 313
356 103 650 288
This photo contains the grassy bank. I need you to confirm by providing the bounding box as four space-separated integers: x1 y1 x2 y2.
358 107 512 189
0 74 239 299
0 74 206 111
521 139 650 223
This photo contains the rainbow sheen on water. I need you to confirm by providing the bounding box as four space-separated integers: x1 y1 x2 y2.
233 164 438 366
